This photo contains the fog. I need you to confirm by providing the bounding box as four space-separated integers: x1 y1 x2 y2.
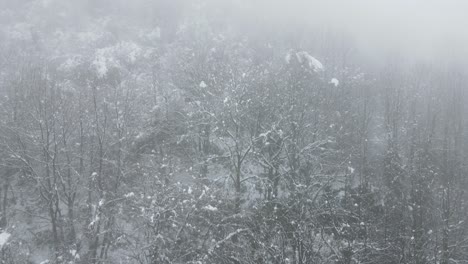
252 0 468 65
1 1 468 263
2 0 467 66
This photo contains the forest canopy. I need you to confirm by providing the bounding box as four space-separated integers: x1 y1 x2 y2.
0 0 467 263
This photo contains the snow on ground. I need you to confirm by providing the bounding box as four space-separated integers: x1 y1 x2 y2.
70 249 80 259
286 50 324 72
199 81 207 88
0 232 11 249
330 78 339 86
295 51 324 72
124 192 135 198
203 205 218 211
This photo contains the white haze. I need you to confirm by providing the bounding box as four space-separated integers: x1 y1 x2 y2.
2 0 467 67
251 0 468 66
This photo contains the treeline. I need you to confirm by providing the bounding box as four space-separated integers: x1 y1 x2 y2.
0 1 467 263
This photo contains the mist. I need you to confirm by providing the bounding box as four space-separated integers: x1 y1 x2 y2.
2 0 467 66
251 0 468 65
1 1 467 263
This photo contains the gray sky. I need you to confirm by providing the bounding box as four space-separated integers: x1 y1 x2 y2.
253 0 468 65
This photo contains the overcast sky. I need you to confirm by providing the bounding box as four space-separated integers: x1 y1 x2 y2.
252 0 468 65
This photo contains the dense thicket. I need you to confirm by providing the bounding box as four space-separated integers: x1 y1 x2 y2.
0 1 467 263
